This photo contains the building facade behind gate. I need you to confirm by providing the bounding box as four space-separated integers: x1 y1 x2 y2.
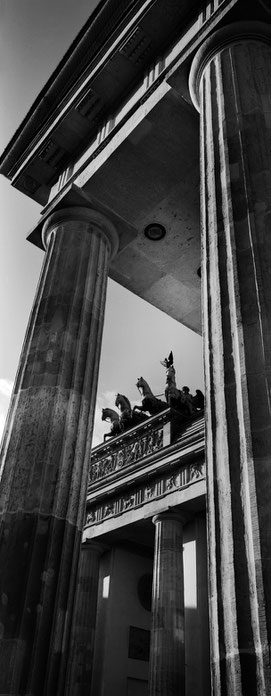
0 1 271 694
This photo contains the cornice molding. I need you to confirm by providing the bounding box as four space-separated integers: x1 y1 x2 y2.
0 0 151 178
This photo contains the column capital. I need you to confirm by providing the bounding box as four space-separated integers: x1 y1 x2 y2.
41 205 119 259
152 509 189 526
189 20 271 111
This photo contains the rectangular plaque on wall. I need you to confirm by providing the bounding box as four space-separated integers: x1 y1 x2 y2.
128 626 150 661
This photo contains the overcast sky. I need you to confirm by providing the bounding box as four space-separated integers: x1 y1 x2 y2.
0 0 203 446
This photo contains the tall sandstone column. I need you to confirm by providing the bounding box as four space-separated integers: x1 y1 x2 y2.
149 511 186 696
0 207 118 695
189 22 271 696
65 540 105 696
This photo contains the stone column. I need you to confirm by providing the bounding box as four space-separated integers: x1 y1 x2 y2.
65 540 105 696
189 22 271 696
149 511 186 696
0 207 118 695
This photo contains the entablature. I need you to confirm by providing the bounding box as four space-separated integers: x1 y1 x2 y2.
84 410 205 538
89 408 204 488
0 0 243 207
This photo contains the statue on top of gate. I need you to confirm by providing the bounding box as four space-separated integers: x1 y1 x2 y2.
160 351 203 415
100 351 204 441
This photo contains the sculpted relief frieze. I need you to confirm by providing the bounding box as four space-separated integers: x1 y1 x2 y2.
89 427 164 483
85 459 205 528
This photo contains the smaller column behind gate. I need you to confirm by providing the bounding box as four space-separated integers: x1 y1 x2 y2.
149 511 186 696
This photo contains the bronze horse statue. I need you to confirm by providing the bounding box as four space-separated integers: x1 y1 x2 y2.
115 393 132 431
101 408 121 441
115 393 148 431
133 377 167 416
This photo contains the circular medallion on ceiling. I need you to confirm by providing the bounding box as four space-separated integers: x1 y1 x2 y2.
144 223 166 241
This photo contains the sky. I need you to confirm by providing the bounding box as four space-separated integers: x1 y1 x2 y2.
0 0 204 447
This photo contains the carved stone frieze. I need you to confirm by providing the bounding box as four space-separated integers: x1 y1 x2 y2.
190 462 205 480
85 459 205 528
89 426 164 482
86 510 96 524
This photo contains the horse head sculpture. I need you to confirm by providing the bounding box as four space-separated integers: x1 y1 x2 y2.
136 377 150 395
101 407 119 423
115 393 131 412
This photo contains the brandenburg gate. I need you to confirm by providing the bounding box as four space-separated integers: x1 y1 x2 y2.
0 1 271 694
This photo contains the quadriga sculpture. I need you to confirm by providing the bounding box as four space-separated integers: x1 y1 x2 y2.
100 359 205 443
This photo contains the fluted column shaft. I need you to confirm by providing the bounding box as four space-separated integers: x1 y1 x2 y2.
189 22 271 696
149 512 185 696
0 207 118 695
65 540 104 696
